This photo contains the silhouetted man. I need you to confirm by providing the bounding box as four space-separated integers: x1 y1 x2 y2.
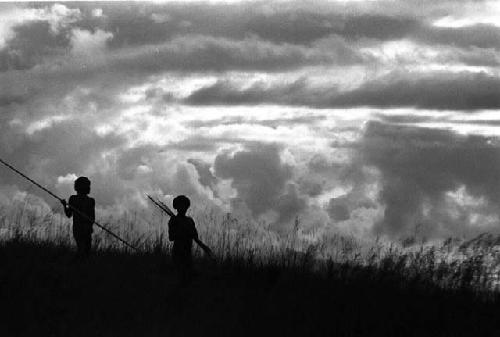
61 177 95 260
168 195 212 284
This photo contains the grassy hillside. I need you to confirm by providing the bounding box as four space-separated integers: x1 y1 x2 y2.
1 238 500 337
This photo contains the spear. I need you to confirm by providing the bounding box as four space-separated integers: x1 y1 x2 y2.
146 194 175 217
0 157 138 251
147 194 214 258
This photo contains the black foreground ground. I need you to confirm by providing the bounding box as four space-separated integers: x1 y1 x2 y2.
1 239 500 337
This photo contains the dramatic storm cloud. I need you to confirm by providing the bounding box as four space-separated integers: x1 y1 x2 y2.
214 144 306 225
360 121 500 238
185 72 500 111
2 1 500 240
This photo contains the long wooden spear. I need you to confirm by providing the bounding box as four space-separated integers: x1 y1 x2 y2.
147 194 214 258
0 157 138 251
146 194 175 217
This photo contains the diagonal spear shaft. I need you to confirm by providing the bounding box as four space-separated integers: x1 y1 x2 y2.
147 194 214 259
147 194 175 217
0 157 138 251
0 157 62 202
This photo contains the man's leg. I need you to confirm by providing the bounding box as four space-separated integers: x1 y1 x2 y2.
82 234 91 258
181 255 193 285
73 235 83 261
73 227 89 261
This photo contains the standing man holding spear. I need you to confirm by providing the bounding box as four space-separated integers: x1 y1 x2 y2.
148 194 213 284
0 157 138 254
61 177 95 260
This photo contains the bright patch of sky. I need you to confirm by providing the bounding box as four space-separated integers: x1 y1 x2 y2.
432 1 500 28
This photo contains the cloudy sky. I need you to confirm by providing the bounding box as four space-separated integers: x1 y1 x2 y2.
2 0 500 240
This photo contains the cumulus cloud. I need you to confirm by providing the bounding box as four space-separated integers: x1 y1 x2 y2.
360 121 500 238
187 158 218 191
0 20 70 71
327 197 351 222
0 4 79 49
214 144 307 225
3 1 500 241
0 119 126 192
0 121 220 216
70 28 113 57
275 183 307 225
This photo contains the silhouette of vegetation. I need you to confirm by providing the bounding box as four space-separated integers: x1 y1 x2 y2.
1 204 500 336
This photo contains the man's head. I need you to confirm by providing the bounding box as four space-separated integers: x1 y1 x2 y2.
173 195 190 215
74 177 91 195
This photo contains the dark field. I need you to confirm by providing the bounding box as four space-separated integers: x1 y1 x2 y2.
1 238 500 337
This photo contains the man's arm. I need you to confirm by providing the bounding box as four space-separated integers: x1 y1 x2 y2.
194 237 213 257
168 218 176 242
89 198 96 223
191 219 213 257
62 197 72 218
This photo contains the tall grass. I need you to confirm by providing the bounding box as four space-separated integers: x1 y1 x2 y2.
1 200 500 294
2 202 500 336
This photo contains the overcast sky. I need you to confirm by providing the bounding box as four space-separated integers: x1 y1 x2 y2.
2 0 500 240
